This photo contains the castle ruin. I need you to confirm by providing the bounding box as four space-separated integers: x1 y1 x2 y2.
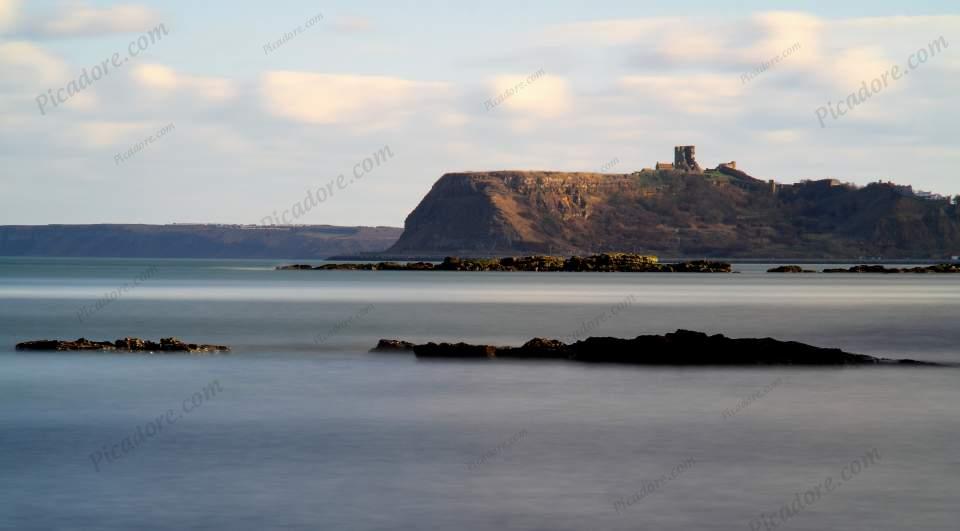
673 146 702 173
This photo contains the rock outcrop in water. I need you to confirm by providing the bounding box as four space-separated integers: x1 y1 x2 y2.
767 265 815 273
370 339 416 352
278 253 732 273
821 264 960 274
280 261 435 271
373 330 934 366
15 337 230 353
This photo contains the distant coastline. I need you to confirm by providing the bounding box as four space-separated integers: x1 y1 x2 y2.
2 223 957 263
0 224 402 259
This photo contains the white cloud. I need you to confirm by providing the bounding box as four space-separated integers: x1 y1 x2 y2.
434 111 469 128
132 63 177 90
832 15 960 35
826 47 900 92
31 1 159 37
132 64 236 103
538 17 684 47
744 11 822 68
0 0 20 32
620 74 743 115
489 74 572 118
542 10 960 132
333 16 372 33
757 129 805 144
0 41 68 86
656 31 738 63
260 71 449 126
73 120 151 147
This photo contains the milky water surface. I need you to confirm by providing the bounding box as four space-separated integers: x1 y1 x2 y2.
0 258 957 530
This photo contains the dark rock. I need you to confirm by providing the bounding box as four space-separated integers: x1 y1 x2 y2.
115 337 148 350
313 263 368 270
496 338 571 359
392 330 939 366
568 330 881 365
157 337 230 353
413 342 498 358
279 253 732 273
276 264 314 270
370 339 416 352
925 263 960 273
436 257 508 271
309 261 436 271
370 262 405 270
822 264 960 274
669 260 733 273
16 337 229 353
404 262 435 270
768 265 815 273
16 338 116 351
566 253 659 272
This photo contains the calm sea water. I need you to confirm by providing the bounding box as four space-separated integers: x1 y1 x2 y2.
1 257 957 530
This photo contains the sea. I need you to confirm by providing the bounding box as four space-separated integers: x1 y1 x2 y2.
0 257 957 530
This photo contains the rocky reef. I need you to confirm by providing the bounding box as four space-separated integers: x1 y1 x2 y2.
821 264 960 274
371 330 934 366
281 261 436 271
278 253 732 273
371 339 416 352
767 265 816 273
15 337 230 353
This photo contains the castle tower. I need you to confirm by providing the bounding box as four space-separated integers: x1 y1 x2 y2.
673 146 702 173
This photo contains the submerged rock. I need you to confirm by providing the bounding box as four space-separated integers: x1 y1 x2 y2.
16 337 230 353
375 330 937 366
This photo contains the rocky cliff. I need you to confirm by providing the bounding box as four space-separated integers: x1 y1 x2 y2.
386 170 960 259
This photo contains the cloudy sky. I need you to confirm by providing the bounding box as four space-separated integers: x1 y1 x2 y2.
1 0 958 226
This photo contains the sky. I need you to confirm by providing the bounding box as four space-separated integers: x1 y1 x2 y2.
1 0 958 226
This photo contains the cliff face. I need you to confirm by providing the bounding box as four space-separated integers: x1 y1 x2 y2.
387 171 960 259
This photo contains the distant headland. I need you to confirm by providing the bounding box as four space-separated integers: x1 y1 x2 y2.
384 145 960 260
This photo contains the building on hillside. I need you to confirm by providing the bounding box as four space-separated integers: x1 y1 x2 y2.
915 190 948 201
655 162 674 171
800 178 843 188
